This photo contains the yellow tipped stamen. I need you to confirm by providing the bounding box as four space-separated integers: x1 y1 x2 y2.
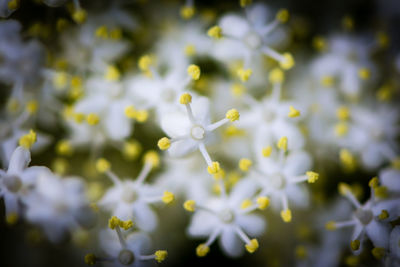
231 83 246 97
378 210 389 220
321 75 334 87
306 171 319 183
7 98 19 113
187 64 201 80
350 240 360 251
96 158 111 173
95 25 108 39
162 191 175 204
295 245 307 259
345 256 360 266
368 177 379 188
237 68 252 82
342 15 354 31
52 158 69 175
371 247 385 260
105 65 120 81
239 158 252 172
144 151 160 168
196 244 210 257
336 106 350 121
213 168 226 180
74 113 85 123
325 221 337 231
108 216 120 229
207 161 221 175
276 9 289 23
19 129 37 149
183 200 196 212
245 239 259 253
157 137 171 150
240 199 253 210
124 105 137 119
377 85 393 101
123 141 141 160
26 100 38 114
376 32 389 48
179 93 192 104
86 113 100 125
281 209 292 222
7 0 19 10
358 68 370 80
288 106 300 118
135 110 148 123
257 197 270 210
334 122 349 137
280 53 295 70
269 68 284 84
277 136 288 151
180 6 195 19
155 250 168 263
338 182 352 196
374 186 388 199
226 109 240 122
184 44 196 56
312 36 327 52
207 25 222 39
84 253 96 266
138 55 154 71
262 146 272 157
240 0 252 7
6 213 18 225
72 9 87 24
56 140 73 156
391 158 400 170
340 149 356 171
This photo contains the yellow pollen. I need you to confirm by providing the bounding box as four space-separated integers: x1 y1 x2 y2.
240 199 253 210
108 216 120 229
368 177 379 188
223 125 246 137
72 9 87 24
321 75 334 87
358 68 371 80
338 182 352 196
18 129 37 149
350 240 360 251
26 100 38 114
245 239 259 253
123 140 141 160
144 151 160 168
207 25 222 39
52 158 69 175
226 109 240 122
7 98 19 113
237 68 252 82
371 247 385 260
277 136 288 151
86 113 100 125
325 221 336 231
196 244 210 257
105 65 120 81
138 55 154 71
213 168 226 180
269 68 285 84
180 6 195 19
262 146 272 157
295 245 307 259
342 15 354 31
376 32 389 48
179 93 192 104
276 9 289 23
53 71 68 89
280 53 295 70
306 171 319 183
135 110 149 123
281 209 292 222
110 28 122 40
6 212 18 225
124 105 137 119
231 83 246 97
312 36 327 52
345 256 360 267
71 76 83 89
391 158 400 170
56 140 73 156
162 191 175 204
74 113 85 124
157 137 171 150
340 149 356 171
257 196 270 210
240 0 252 8
374 186 388 199
7 0 19 10
183 200 196 212
184 44 196 56
207 161 221 175
155 250 168 263
187 64 201 80
334 122 348 137
95 25 108 39
84 253 96 265
288 106 300 118
378 210 389 220
377 85 393 101
336 106 350 121
239 158 252 172
95 158 111 173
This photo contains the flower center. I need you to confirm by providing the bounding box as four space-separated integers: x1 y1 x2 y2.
263 107 276 122
118 249 135 265
219 209 234 224
3 175 22 193
270 173 286 190
161 88 176 103
244 31 262 50
355 208 373 225
122 187 137 203
190 125 205 140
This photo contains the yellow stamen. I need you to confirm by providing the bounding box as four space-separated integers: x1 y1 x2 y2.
368 177 379 188
312 36 327 52
358 68 370 80
334 122 348 137
378 210 389 220
262 146 272 157
239 158 252 172
86 113 100 125
180 6 195 19
276 9 289 23
207 25 222 39
18 129 37 149
231 83 246 97
72 9 87 24
325 221 336 231
155 250 168 263
338 182 352 196
306 171 319 183
26 100 38 114
196 244 210 257
374 186 388 199
123 141 142 160
240 0 252 7
138 55 154 71
183 200 196 212
157 137 171 150
84 253 96 265
179 93 192 104
6 213 18 225
207 161 221 175
269 68 284 84
257 196 270 210
280 53 295 70
144 151 160 168
240 199 252 210
7 0 19 10
226 109 240 122
56 140 73 156
350 240 360 251
371 247 385 260
162 191 175 204
277 136 288 151
321 75 334 87
336 106 350 121
95 158 111 173
245 239 259 253
288 106 300 118
340 149 356 171
281 209 292 222
237 68 252 82
105 65 120 81
295 245 307 259
184 44 196 56
187 64 201 80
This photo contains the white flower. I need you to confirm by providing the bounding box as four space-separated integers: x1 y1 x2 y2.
389 226 400 265
379 167 400 194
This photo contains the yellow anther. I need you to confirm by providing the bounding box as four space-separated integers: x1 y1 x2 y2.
358 68 370 80
377 85 393 101
231 83 246 97
162 191 175 204
336 106 350 121
240 199 253 210
226 109 240 122
84 253 96 265
223 125 245 137
71 76 83 89
56 18 69 32
110 28 122 40
108 216 120 230
325 221 337 231
207 25 222 39
239 158 252 172
378 210 389 220
269 68 284 84
288 106 300 118
237 68 252 82
334 122 348 137
19 129 37 149
342 15 354 31
179 93 192 104
280 53 295 70
368 177 379 188
183 200 196 212
52 158 69 175
257 196 270 210
240 0 252 7
135 110 148 123
340 149 356 171
155 250 168 263
86 113 100 125
321 75 334 87
7 98 19 113
123 140 141 160
138 55 154 71
7 0 19 10
350 240 360 251
74 113 85 123
262 146 272 157
374 186 388 199
72 9 87 24
6 212 18 225
306 171 319 183
277 136 288 151
26 100 38 114
56 140 73 156
196 244 210 257
207 161 221 175
180 6 195 19
281 209 292 222
345 256 360 267
53 71 68 89
391 158 400 170
120 219 134 230
124 105 137 119
312 36 327 52
338 182 352 196
276 9 289 23
96 158 111 173
371 247 385 260
95 25 108 39
144 151 160 168
376 32 389 48
87 182 104 202
157 137 171 150
184 44 196 56
295 245 307 259
245 239 259 253
213 168 226 180
187 64 201 80
105 65 120 81
90 203 99 212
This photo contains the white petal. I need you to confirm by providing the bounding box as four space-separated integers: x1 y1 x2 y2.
246 3 270 28
236 214 266 237
8 146 30 174
219 226 244 257
389 226 400 259
229 179 258 207
284 150 312 176
366 220 390 249
104 102 131 140
219 15 249 39
187 211 217 237
132 202 158 232
380 168 400 192
126 232 152 255
168 138 198 158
